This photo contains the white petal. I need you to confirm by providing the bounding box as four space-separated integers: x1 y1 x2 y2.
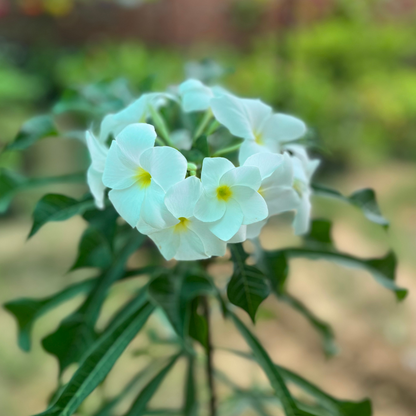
194 190 226 222
293 195 311 235
264 187 300 217
232 186 268 225
227 225 247 243
86 131 108 172
148 228 180 261
139 146 187 192
87 166 106 210
241 98 272 134
140 181 174 229
220 166 262 190
99 95 149 142
209 200 244 241
170 129 193 150
246 220 267 239
165 176 202 219
210 94 255 140
238 140 269 165
102 142 137 190
261 113 306 144
244 152 283 180
200 157 235 188
116 123 156 166
175 230 208 261
285 144 320 179
109 186 145 227
179 79 213 112
188 218 227 257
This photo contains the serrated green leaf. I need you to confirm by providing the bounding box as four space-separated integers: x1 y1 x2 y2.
29 194 95 238
3 278 95 352
228 244 270 323
42 232 145 373
123 354 180 416
184 355 198 416
230 312 313 416
70 227 113 271
0 170 85 214
5 115 58 152
312 183 389 229
35 296 154 416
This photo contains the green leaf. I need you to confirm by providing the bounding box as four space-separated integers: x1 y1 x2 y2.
70 226 113 271
184 355 198 416
230 312 313 416
82 205 119 243
228 244 270 323
312 183 389 229
42 232 145 373
0 170 85 214
277 366 372 416
35 297 154 416
3 278 95 352
188 298 208 349
29 194 95 238
304 219 332 247
279 294 337 357
123 354 181 416
148 270 213 339
262 250 289 295
4 115 58 152
282 248 406 300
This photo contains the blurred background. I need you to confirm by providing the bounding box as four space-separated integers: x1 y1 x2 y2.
0 0 415 415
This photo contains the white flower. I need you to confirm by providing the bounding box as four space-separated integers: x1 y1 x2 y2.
194 157 268 241
99 93 173 142
178 79 227 113
210 94 306 164
85 131 108 209
102 123 187 228
243 152 299 238
141 177 227 261
290 149 319 235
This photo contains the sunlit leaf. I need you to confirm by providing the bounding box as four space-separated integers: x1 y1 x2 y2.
4 115 58 152
35 296 154 416
29 193 95 238
312 183 389 229
228 244 270 323
123 354 181 416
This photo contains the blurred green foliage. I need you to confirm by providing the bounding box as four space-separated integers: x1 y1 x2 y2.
1 17 415 170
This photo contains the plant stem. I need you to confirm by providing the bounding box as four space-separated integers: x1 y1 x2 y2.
193 110 213 141
202 296 216 416
212 141 243 157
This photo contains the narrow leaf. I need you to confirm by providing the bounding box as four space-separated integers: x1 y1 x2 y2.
3 278 95 352
5 115 58 152
42 232 145 373
29 194 95 238
230 312 312 416
35 298 154 416
123 354 180 416
184 355 198 416
228 244 270 323
312 183 389 229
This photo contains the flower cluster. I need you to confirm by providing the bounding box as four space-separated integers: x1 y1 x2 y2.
85 79 319 261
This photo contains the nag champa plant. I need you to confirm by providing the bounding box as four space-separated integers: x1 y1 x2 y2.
1 76 407 416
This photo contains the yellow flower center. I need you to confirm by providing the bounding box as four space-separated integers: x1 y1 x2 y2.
216 185 233 202
258 187 264 197
254 131 263 145
293 179 305 197
174 217 190 233
135 167 152 188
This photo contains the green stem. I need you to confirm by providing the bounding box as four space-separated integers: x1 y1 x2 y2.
193 110 213 141
202 296 216 416
149 105 175 148
212 142 243 157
